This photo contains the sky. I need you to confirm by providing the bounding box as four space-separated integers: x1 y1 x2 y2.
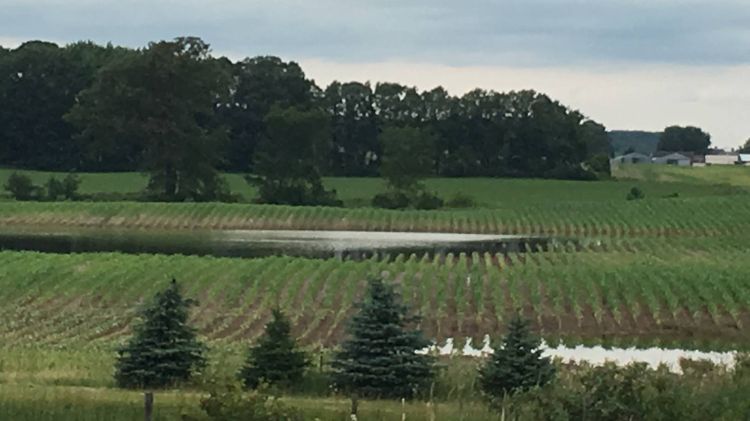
1 0 748 148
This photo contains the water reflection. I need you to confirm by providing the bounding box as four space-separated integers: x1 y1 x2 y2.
0 227 553 259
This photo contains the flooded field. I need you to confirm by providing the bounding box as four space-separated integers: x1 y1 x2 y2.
421 336 737 371
0 226 552 259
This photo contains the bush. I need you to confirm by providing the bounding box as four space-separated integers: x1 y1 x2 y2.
585 154 612 178
445 192 476 208
46 173 81 201
372 191 411 209
3 172 41 201
199 380 303 421
413 191 444 210
372 189 444 210
626 186 645 201
251 176 342 207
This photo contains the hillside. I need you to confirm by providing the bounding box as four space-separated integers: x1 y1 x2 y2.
609 130 661 155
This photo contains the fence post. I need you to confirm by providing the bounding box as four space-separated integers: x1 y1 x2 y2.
144 391 154 421
349 393 358 421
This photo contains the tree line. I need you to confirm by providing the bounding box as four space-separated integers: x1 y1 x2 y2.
0 38 612 199
118 277 750 420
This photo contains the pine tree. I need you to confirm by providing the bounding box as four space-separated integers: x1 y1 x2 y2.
115 279 206 389
239 308 309 389
332 276 433 399
479 314 555 399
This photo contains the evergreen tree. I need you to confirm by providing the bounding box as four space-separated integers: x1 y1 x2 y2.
332 277 433 399
115 279 206 389
479 314 555 399
239 308 309 389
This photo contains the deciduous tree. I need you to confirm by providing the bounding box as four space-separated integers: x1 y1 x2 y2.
67 37 231 201
657 126 711 154
250 106 340 206
220 56 317 172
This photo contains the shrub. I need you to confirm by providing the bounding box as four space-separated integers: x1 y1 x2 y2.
585 154 612 178
45 177 64 201
3 172 41 201
445 192 476 208
200 380 303 421
371 191 411 209
46 174 80 201
626 186 645 201
414 191 444 210
251 176 342 207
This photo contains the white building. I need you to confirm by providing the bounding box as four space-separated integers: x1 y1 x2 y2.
705 155 739 165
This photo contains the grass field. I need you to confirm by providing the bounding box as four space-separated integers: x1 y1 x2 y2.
613 163 750 188
0 346 499 420
2 166 749 206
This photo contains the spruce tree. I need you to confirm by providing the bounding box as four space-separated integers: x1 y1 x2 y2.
332 276 433 399
115 279 206 389
479 314 555 398
239 308 309 389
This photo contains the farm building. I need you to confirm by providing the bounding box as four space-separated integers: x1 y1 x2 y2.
652 152 691 166
740 154 750 165
705 155 739 165
612 152 651 165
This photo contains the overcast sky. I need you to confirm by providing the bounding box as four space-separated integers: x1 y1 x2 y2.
2 0 748 148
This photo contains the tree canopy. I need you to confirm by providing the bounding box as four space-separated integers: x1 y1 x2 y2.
657 126 712 154
380 126 435 192
220 56 317 172
66 37 231 201
0 41 122 170
2 36 618 184
250 106 340 206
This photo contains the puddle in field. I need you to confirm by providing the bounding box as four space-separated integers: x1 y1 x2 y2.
418 335 737 372
0 227 553 259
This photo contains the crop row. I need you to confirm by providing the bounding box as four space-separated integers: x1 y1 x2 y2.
1 196 750 237
1 241 749 350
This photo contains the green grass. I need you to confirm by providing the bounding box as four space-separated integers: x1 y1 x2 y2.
613 163 750 188
0 383 500 421
0 346 497 420
2 168 748 207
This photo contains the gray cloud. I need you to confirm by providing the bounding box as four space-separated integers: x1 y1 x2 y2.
1 0 749 66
